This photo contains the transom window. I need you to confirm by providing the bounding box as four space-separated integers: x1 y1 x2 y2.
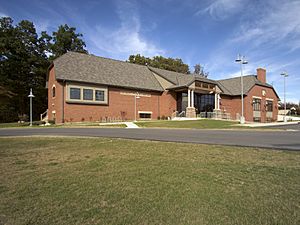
253 98 261 111
67 84 108 104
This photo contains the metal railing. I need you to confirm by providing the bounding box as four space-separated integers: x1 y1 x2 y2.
198 112 231 120
40 109 48 121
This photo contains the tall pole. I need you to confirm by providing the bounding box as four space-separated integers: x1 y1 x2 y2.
240 62 244 124
30 96 32 126
284 75 286 121
281 72 288 122
28 88 35 126
134 93 136 122
134 92 140 122
235 54 248 124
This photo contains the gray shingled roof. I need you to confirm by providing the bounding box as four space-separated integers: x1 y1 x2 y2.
217 75 275 96
53 52 164 92
148 66 216 89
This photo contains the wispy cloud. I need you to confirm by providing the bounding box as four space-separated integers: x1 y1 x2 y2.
88 0 164 59
231 0 300 52
196 0 245 20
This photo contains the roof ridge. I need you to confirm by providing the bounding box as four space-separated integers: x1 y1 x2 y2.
217 74 255 81
65 51 149 69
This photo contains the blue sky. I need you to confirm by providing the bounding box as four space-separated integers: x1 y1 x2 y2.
1 0 299 102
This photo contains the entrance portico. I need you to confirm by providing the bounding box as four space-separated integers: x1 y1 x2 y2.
170 79 222 118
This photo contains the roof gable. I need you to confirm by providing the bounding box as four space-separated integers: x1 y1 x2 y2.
53 52 164 92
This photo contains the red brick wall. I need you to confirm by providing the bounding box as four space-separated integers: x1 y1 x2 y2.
245 85 278 122
220 95 241 120
48 66 64 123
47 67 177 123
220 85 278 122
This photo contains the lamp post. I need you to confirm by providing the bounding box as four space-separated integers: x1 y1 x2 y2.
235 54 248 124
134 92 140 122
281 72 288 122
28 88 35 126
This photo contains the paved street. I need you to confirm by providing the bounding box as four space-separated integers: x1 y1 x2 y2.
0 127 300 151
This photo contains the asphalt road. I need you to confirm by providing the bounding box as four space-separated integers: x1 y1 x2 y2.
0 127 300 151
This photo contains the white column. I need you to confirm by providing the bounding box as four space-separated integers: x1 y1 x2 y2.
187 89 191 107
217 94 220 110
214 93 217 110
191 90 194 107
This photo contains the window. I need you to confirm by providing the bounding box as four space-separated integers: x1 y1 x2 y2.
67 84 108 104
139 113 151 119
202 83 209 88
52 86 56 98
266 100 273 112
253 98 261 111
95 90 104 101
70 88 81 100
83 89 93 100
253 117 261 122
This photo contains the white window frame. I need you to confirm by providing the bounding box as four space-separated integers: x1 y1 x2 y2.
66 82 108 104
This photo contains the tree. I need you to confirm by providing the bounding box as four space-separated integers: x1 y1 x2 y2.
0 17 89 122
128 54 190 74
46 24 88 59
0 17 49 122
193 64 209 78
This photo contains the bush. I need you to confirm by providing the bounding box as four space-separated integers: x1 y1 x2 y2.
48 120 55 124
157 116 161 120
161 115 166 120
0 105 19 123
32 121 46 126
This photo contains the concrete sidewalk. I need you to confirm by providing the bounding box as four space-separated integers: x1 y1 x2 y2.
99 122 140 128
240 121 299 128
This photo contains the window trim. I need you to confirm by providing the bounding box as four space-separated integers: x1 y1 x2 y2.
253 98 261 111
52 85 56 98
66 83 108 105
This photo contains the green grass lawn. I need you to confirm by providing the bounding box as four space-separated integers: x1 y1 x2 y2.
0 137 299 225
136 119 240 129
0 137 300 225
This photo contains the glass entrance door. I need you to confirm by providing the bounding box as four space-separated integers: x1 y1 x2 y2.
194 93 214 114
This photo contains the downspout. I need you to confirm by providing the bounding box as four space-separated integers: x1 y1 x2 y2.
62 80 65 123
158 94 160 118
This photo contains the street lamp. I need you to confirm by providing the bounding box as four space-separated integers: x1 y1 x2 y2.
235 54 248 124
134 92 140 122
28 88 35 126
281 72 288 122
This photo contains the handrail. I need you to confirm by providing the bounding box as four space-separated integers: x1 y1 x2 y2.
40 109 48 121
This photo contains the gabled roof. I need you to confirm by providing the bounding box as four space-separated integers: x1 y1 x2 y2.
217 75 278 97
53 52 164 92
148 66 216 90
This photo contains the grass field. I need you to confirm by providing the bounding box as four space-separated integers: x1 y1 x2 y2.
0 137 299 225
136 119 240 129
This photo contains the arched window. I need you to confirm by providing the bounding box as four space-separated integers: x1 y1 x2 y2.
52 86 56 98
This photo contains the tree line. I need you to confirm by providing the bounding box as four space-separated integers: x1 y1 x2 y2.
0 16 207 123
0 17 88 122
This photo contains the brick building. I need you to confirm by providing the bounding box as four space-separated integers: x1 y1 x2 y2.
46 52 279 123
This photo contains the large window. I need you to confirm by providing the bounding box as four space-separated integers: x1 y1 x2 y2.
253 98 261 111
70 88 81 100
266 100 273 112
67 84 108 104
